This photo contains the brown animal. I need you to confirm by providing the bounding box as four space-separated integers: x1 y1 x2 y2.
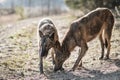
54 8 114 71
38 18 60 74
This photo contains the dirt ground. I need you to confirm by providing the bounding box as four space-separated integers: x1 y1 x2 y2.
0 13 120 80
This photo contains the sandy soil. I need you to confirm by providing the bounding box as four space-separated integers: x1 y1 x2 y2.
0 14 120 80
0 14 21 25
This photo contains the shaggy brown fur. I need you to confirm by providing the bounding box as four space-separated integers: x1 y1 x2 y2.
38 18 60 74
54 8 114 71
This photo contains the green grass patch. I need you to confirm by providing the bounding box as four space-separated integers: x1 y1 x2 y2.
9 25 36 51
1 53 30 71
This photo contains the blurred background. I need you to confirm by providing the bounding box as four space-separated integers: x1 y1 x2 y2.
0 0 120 20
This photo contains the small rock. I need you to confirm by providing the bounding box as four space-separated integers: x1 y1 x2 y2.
20 72 24 77
93 58 96 61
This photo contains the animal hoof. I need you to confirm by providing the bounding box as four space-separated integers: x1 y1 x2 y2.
69 68 75 72
60 67 64 71
40 71 44 74
40 69 44 74
77 66 83 70
68 69 74 72
39 73 47 78
79 62 82 67
99 57 104 60
54 67 64 72
104 57 110 60
53 69 57 72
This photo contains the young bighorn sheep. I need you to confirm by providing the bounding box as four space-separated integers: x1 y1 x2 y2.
38 18 60 74
54 8 114 71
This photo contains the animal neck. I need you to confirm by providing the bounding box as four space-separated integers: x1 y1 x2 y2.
61 36 76 55
54 40 61 50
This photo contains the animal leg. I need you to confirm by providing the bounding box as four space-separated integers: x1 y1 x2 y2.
105 39 111 60
104 24 113 60
72 40 88 71
39 56 43 74
39 48 44 74
99 34 105 60
51 48 55 64
78 49 82 67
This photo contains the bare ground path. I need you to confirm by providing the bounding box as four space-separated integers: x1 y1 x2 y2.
0 14 120 80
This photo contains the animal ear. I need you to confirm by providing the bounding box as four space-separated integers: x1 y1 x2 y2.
39 31 43 37
49 32 55 40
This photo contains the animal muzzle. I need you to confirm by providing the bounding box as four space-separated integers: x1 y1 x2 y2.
40 47 49 57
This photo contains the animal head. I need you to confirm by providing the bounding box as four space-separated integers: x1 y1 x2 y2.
39 31 55 57
54 49 68 72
